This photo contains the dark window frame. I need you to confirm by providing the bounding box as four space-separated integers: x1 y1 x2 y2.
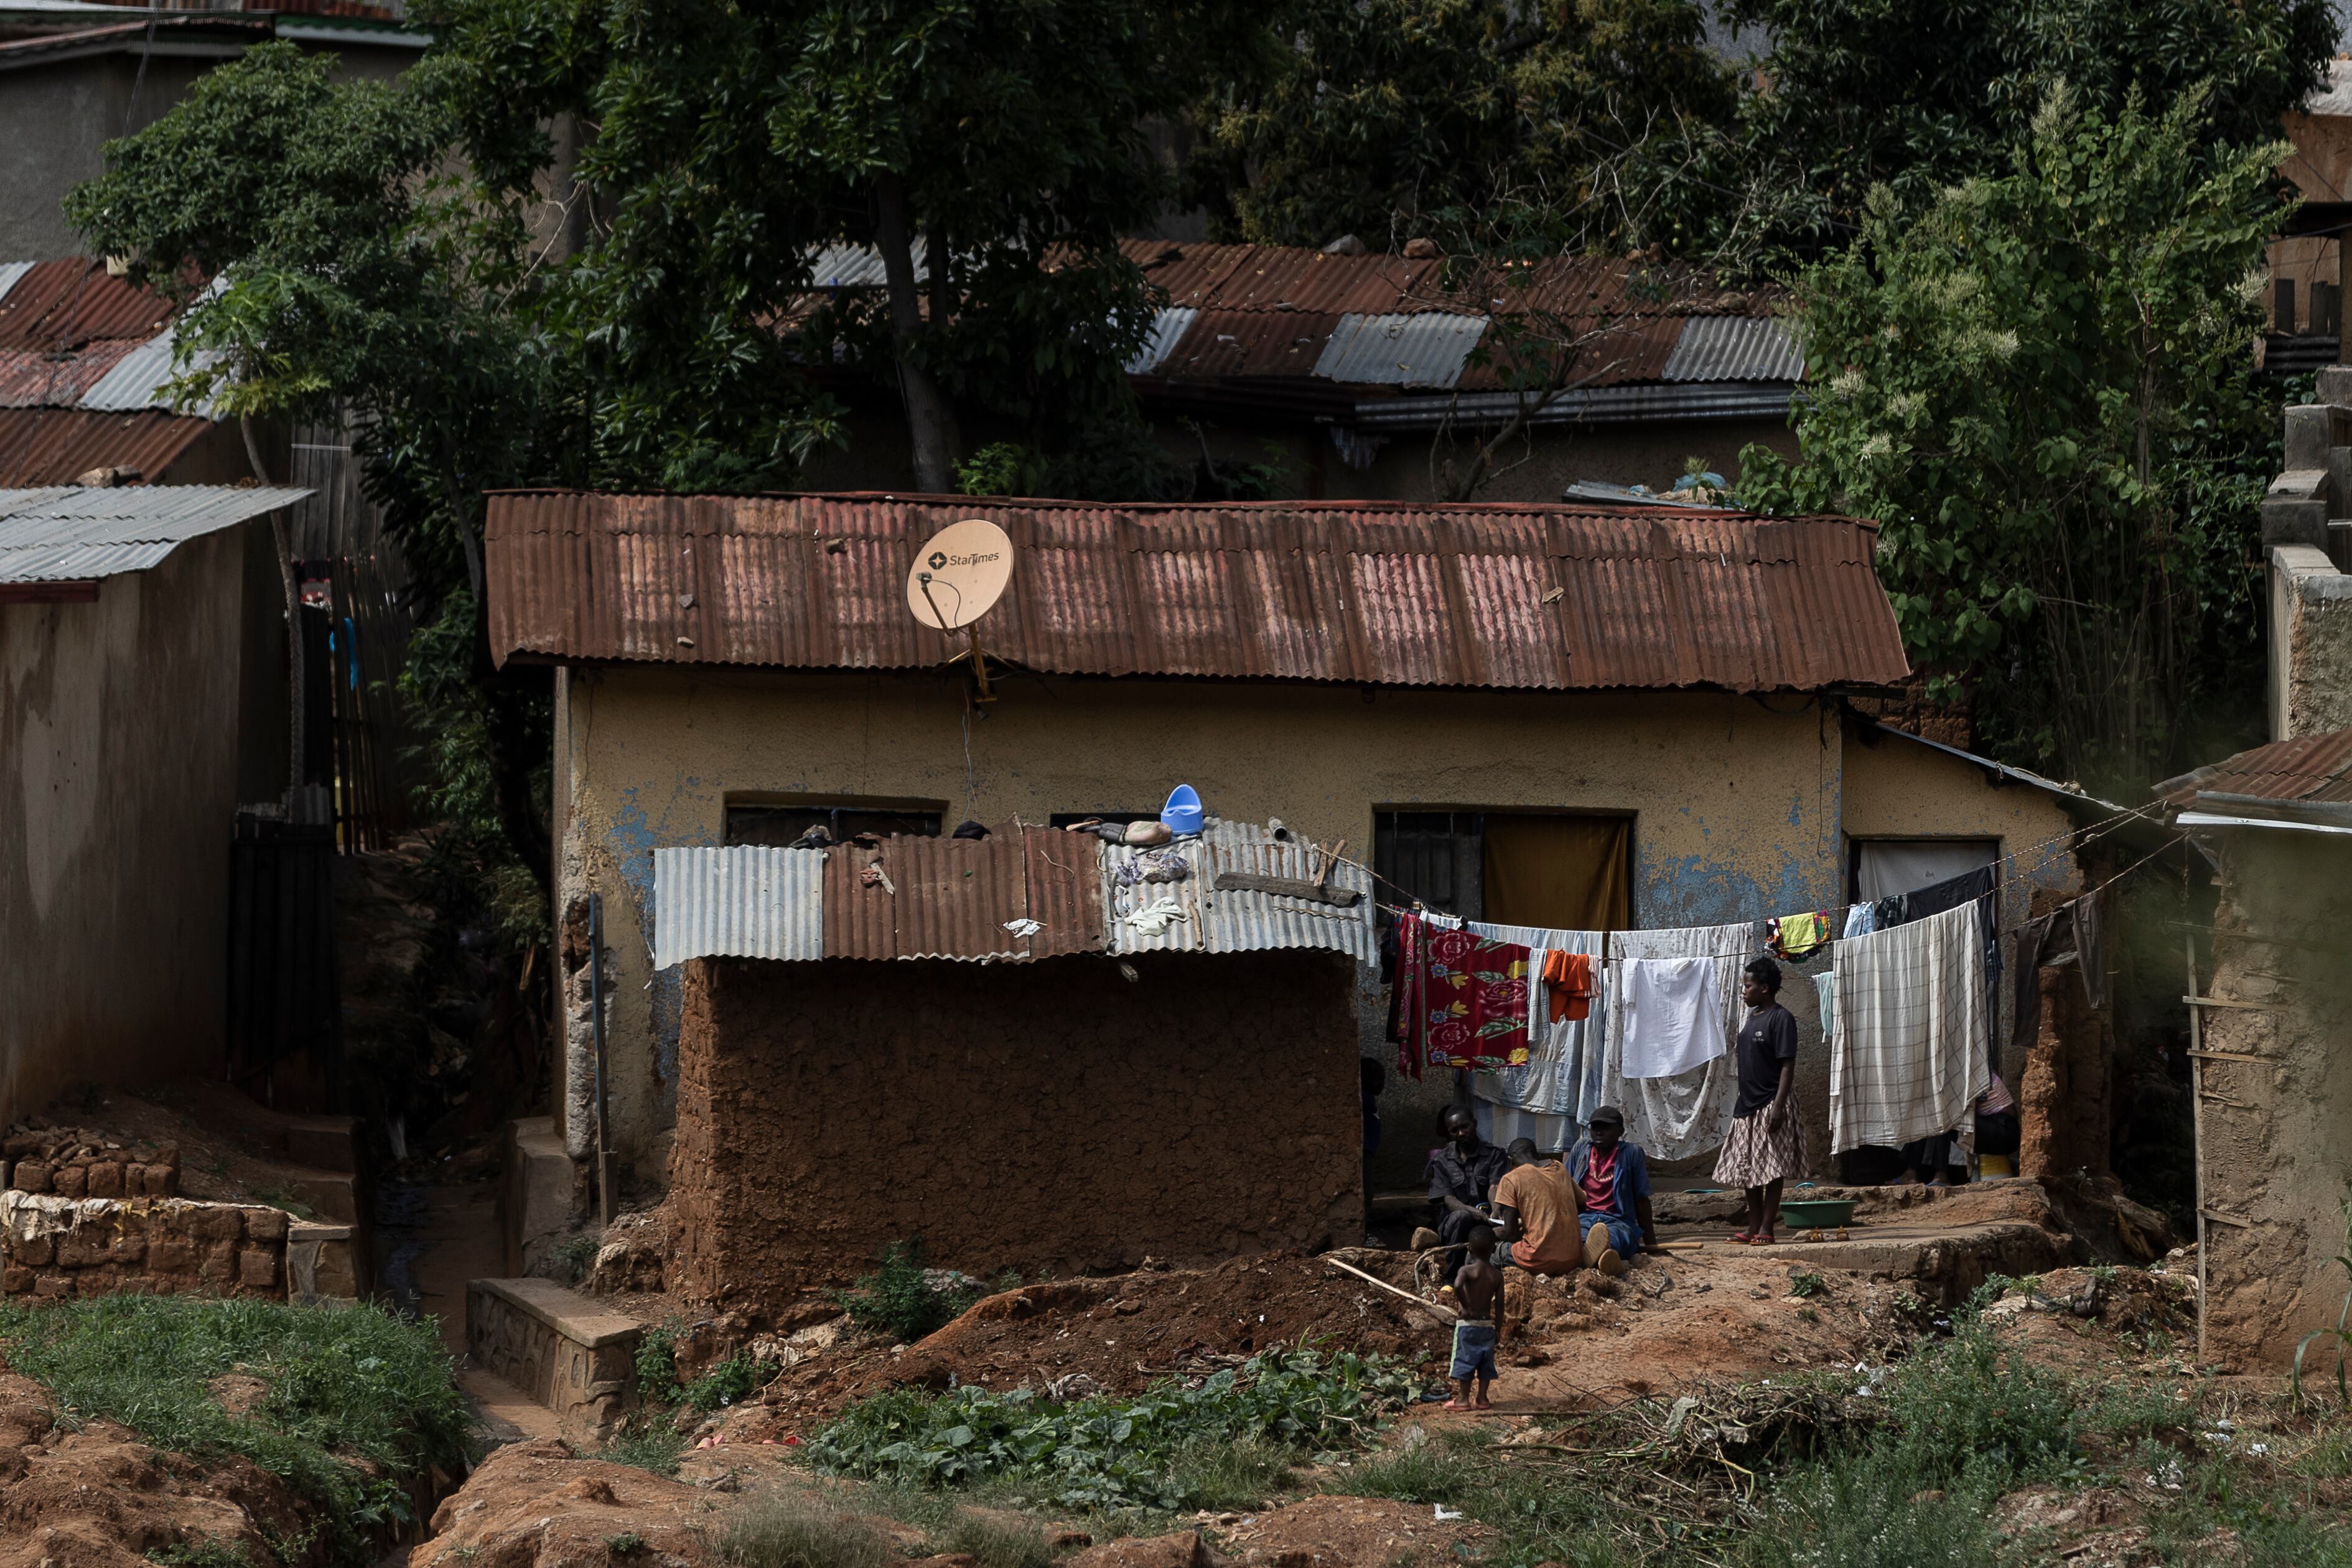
724 795 948 847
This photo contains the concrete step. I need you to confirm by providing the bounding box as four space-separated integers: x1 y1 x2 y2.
501 1117 578 1277
467 1276 643 1439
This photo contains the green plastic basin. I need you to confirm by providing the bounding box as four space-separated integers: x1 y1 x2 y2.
1779 1198 1857 1228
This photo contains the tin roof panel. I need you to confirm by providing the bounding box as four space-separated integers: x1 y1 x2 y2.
485 492 1911 693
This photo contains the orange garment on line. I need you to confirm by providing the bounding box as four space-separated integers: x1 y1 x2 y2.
1542 950 1594 1023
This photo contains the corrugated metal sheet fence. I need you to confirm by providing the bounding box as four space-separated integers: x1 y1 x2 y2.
287 421 416 852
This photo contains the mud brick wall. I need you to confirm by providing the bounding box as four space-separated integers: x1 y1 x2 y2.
1 1195 285 1299
669 950 1363 1312
4 1126 180 1199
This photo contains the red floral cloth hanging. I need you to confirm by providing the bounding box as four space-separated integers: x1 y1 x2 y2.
1389 912 1531 1080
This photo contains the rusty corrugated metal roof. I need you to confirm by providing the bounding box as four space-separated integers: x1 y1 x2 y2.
1119 243 1784 401
2157 730 2352 809
0 341 144 409
819 828 1108 961
1121 242 1766 322
485 491 1910 693
0 408 215 485
0 261 174 351
1157 307 1343 379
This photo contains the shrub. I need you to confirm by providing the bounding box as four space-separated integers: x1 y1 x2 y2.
834 1240 981 1344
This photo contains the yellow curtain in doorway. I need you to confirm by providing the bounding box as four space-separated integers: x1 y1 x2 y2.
1482 814 1631 931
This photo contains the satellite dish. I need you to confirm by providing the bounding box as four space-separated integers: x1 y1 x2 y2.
906 519 1014 632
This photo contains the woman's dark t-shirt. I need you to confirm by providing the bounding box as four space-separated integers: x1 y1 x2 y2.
1734 1001 1798 1117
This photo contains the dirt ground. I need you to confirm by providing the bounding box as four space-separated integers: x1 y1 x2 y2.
733 1253 1446 1435
721 1233 1954 1438
406 1438 741 1567
391 1197 2309 1568
0 1366 311 1568
17 1082 348 1215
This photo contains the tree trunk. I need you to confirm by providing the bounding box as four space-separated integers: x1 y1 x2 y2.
874 174 956 493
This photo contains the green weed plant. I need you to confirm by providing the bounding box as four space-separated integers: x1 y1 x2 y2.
807 1346 1417 1510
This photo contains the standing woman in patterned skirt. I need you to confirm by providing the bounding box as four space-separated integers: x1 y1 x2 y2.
1716 956 1808 1244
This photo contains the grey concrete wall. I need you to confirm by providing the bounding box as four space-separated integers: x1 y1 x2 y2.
0 521 283 1126
2197 829 2352 1367
2270 544 2352 742
0 44 418 263
0 55 210 261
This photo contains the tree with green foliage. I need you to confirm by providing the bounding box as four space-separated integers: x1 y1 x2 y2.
67 42 564 900
1193 0 1735 254
68 2 1280 911
1735 91 2285 793
432 0 1270 495
1714 0 2336 265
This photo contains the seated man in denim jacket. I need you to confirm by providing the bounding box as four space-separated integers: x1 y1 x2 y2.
1566 1106 1658 1276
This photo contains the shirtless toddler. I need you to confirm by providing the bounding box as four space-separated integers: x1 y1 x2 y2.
1447 1229 1503 1409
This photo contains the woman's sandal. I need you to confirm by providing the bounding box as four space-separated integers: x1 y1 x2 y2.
1727 1231 1756 1245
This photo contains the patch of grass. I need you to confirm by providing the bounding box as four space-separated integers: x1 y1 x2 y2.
834 1239 982 1344
146 1545 259 1568
634 1323 684 1406
721 1493 902 1568
1789 1272 1826 1299
0 1295 470 1567
1336 1426 1643 1568
809 1346 1417 1510
629 1322 774 1421
2297 1429 2352 1478
684 1351 768 1414
931 1511 1057 1568
1737 1455 2004 1568
602 1533 646 1557
596 1425 687 1477
248 1186 320 1222
1165 1434 1299 1511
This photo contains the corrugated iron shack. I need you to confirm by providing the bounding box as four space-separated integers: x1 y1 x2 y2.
484 488 2094 1277
0 485 312 1126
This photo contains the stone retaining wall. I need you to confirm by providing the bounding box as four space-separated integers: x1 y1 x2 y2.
4 1124 180 1199
0 1190 354 1302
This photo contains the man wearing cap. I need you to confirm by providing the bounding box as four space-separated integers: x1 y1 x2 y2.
1566 1108 1656 1276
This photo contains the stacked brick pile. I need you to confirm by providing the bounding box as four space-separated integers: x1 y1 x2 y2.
4 1126 180 1199
1 1197 286 1299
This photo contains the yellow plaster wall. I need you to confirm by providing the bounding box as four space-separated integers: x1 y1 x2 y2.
558 667 2089 1183
558 667 1854 1167
1841 731 2083 880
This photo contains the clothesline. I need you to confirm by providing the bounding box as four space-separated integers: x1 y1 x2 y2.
1338 789 2163 938
1363 829 2179 963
